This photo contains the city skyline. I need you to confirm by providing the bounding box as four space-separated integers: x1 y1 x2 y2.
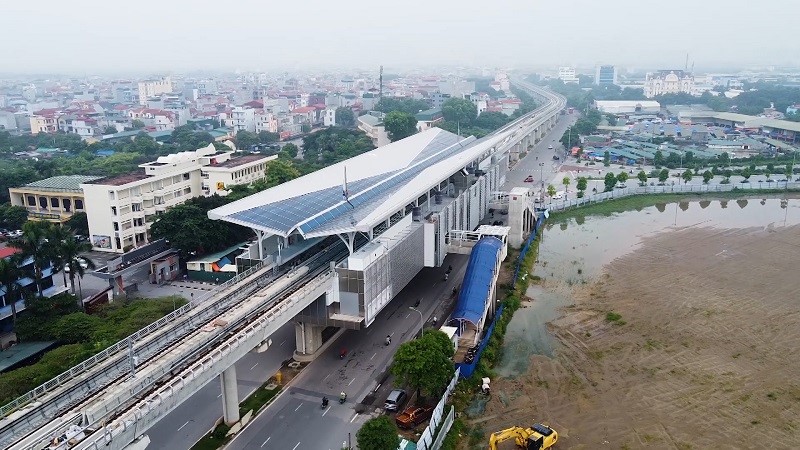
2 0 799 74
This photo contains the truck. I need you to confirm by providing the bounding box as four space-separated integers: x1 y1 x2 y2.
394 405 434 429
489 424 558 450
568 107 574 114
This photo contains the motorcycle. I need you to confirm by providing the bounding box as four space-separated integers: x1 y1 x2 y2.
321 397 329 409
339 349 347 359
339 393 347 404
443 273 449 281
385 335 391 346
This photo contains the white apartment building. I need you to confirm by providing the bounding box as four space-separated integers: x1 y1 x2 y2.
81 144 265 253
228 106 256 134
201 154 276 196
138 77 173 105
558 67 579 84
323 107 336 127
57 115 97 139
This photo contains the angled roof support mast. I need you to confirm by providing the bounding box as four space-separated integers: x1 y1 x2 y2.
337 231 357 255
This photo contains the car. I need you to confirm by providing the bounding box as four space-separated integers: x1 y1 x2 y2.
384 389 407 412
64 257 89 273
524 175 534 183
552 155 560 160
7 230 23 238
547 145 553 150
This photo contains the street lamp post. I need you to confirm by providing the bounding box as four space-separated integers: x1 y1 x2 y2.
409 306 424 338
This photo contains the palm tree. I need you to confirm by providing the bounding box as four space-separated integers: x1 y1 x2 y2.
60 235 95 303
10 221 51 295
46 223 73 289
0 257 23 324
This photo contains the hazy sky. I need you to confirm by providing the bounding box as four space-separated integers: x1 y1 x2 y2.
3 0 798 74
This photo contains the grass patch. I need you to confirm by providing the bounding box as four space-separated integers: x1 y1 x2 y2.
239 383 281 416
605 311 625 325
549 190 800 223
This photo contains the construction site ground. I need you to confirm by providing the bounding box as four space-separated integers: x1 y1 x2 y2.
477 224 800 449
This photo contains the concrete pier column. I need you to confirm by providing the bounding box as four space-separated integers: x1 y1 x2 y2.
293 321 324 361
220 365 239 425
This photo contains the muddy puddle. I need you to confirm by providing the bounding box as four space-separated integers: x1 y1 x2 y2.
494 197 800 378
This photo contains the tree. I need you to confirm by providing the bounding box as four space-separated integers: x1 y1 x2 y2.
234 130 259 151
391 331 455 398
546 184 557 197
603 172 617 191
617 171 629 185
441 98 477 126
0 257 23 324
473 111 511 130
653 150 664 168
59 235 96 301
335 107 355 127
658 168 669 184
375 98 430 115
576 176 588 194
10 221 51 294
65 212 89 236
257 131 279 144
682 169 693 184
702 170 714 184
786 163 794 179
45 223 73 289
131 119 145 129
741 167 752 180
562 176 570 192
0 204 28 229
103 126 118 135
279 143 299 159
603 150 610 167
718 152 730 166
356 416 400 450
383 111 418 142
264 159 301 187
637 170 648 186
51 312 102 344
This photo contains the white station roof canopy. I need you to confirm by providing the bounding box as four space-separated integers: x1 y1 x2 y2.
208 128 513 238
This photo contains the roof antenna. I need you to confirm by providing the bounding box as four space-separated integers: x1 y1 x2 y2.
342 166 354 209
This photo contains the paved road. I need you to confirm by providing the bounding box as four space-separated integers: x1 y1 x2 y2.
225 255 468 450
146 324 295 449
502 114 576 191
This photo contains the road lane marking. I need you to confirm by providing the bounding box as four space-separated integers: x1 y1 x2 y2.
323 373 330 382
322 406 330 416
405 313 410 318
250 362 259 370
348 378 355 386
370 352 376 360
295 403 302 411
217 393 222 398
177 421 189 431
292 442 301 450
261 437 271 448
350 413 359 423
280 340 286 346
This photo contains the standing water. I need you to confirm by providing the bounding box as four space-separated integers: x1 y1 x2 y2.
494 197 800 378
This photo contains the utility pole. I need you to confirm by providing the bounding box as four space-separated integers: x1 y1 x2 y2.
379 65 383 101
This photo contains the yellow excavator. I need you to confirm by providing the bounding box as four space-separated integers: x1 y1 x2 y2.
488 423 558 450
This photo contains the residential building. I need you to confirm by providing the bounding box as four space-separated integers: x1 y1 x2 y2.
415 108 444 132
255 111 278 134
29 109 60 134
80 145 264 252
558 67 579 84
138 77 173 105
643 70 694 98
228 106 256 134
291 106 316 126
57 115 97 138
128 108 176 131
323 107 336 127
594 100 661 115
9 175 99 223
0 110 18 130
201 154 276 196
595 65 618 85
0 247 63 338
358 111 390 147
430 91 451 109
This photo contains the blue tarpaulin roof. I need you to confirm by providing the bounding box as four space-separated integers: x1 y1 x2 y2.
451 237 503 327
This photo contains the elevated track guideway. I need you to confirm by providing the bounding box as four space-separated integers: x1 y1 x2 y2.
0 79 565 450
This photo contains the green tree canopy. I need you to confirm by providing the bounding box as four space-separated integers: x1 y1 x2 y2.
391 330 454 397
258 130 279 144
65 211 89 236
335 107 355 127
658 168 670 183
356 416 401 450
617 171 629 184
375 98 430 115
682 169 693 183
441 98 477 125
576 176 588 192
637 170 648 185
131 119 145 129
264 159 301 187
383 111 418 142
0 204 28 229
473 111 511 130
234 130 259 150
603 172 617 191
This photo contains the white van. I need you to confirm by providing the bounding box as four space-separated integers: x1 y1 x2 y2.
552 191 564 200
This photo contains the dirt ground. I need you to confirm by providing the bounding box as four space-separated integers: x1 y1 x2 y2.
480 225 800 449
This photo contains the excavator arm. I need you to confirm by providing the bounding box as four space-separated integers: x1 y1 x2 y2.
488 427 531 450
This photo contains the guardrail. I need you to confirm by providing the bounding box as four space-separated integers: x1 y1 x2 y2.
546 182 800 212
0 260 267 420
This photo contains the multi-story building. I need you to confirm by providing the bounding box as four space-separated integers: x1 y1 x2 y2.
9 175 98 223
228 106 256 134
558 67 579 84
358 111 390 147
255 111 278 134
323 107 336 127
137 77 173 105
429 91 451 109
0 247 62 342
643 70 694 98
81 145 267 252
57 115 97 138
128 108 176 131
201 154 276 196
29 108 60 134
595 65 618 85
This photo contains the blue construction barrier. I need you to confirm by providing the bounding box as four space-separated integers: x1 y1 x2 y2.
456 212 547 378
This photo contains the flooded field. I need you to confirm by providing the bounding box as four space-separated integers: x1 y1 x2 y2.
481 197 800 449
